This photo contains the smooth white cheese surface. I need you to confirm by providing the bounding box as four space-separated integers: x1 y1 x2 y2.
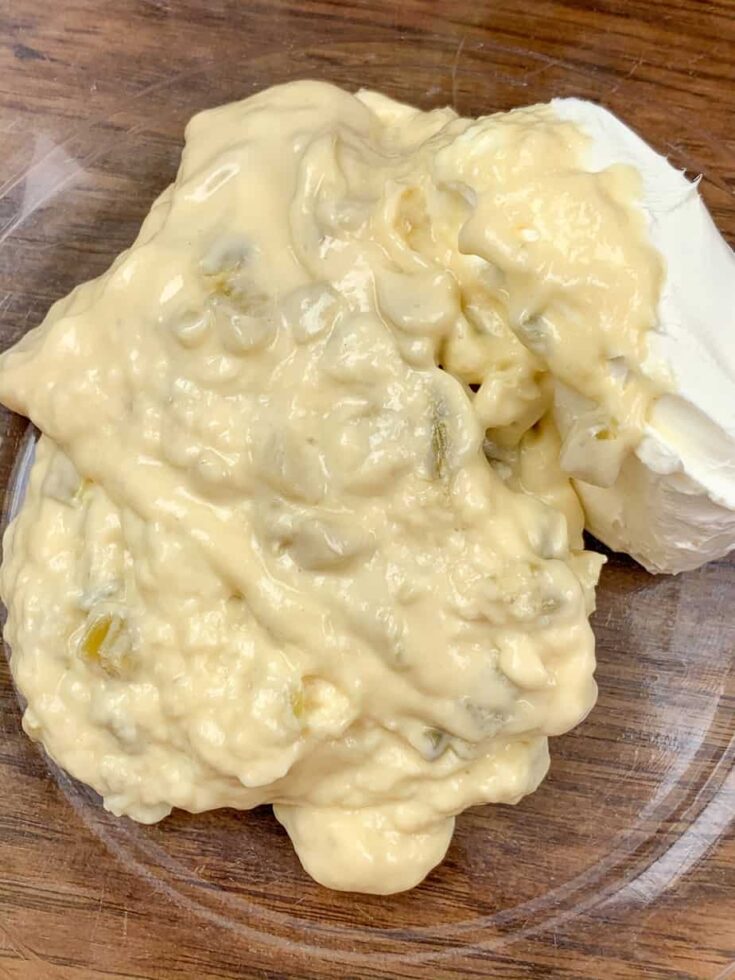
553 98 735 573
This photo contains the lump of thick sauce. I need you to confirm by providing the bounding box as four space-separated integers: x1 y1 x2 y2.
0 81 660 893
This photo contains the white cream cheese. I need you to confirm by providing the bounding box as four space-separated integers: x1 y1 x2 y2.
552 98 735 573
0 80 721 894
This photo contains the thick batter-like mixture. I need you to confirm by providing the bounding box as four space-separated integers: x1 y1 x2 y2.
0 82 664 893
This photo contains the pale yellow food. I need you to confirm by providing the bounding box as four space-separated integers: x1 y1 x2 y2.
0 82 661 893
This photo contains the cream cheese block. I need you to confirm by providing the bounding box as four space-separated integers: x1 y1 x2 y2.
552 98 735 573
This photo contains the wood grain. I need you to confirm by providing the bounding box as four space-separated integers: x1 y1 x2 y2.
0 1 734 977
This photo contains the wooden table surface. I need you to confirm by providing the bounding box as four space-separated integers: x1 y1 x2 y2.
0 1 734 977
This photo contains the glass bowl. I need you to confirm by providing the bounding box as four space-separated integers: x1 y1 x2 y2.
0 27 733 978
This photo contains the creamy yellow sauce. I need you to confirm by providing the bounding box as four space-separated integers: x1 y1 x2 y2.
0 82 661 893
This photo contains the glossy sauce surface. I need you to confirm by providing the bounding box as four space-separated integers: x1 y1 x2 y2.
0 82 661 892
